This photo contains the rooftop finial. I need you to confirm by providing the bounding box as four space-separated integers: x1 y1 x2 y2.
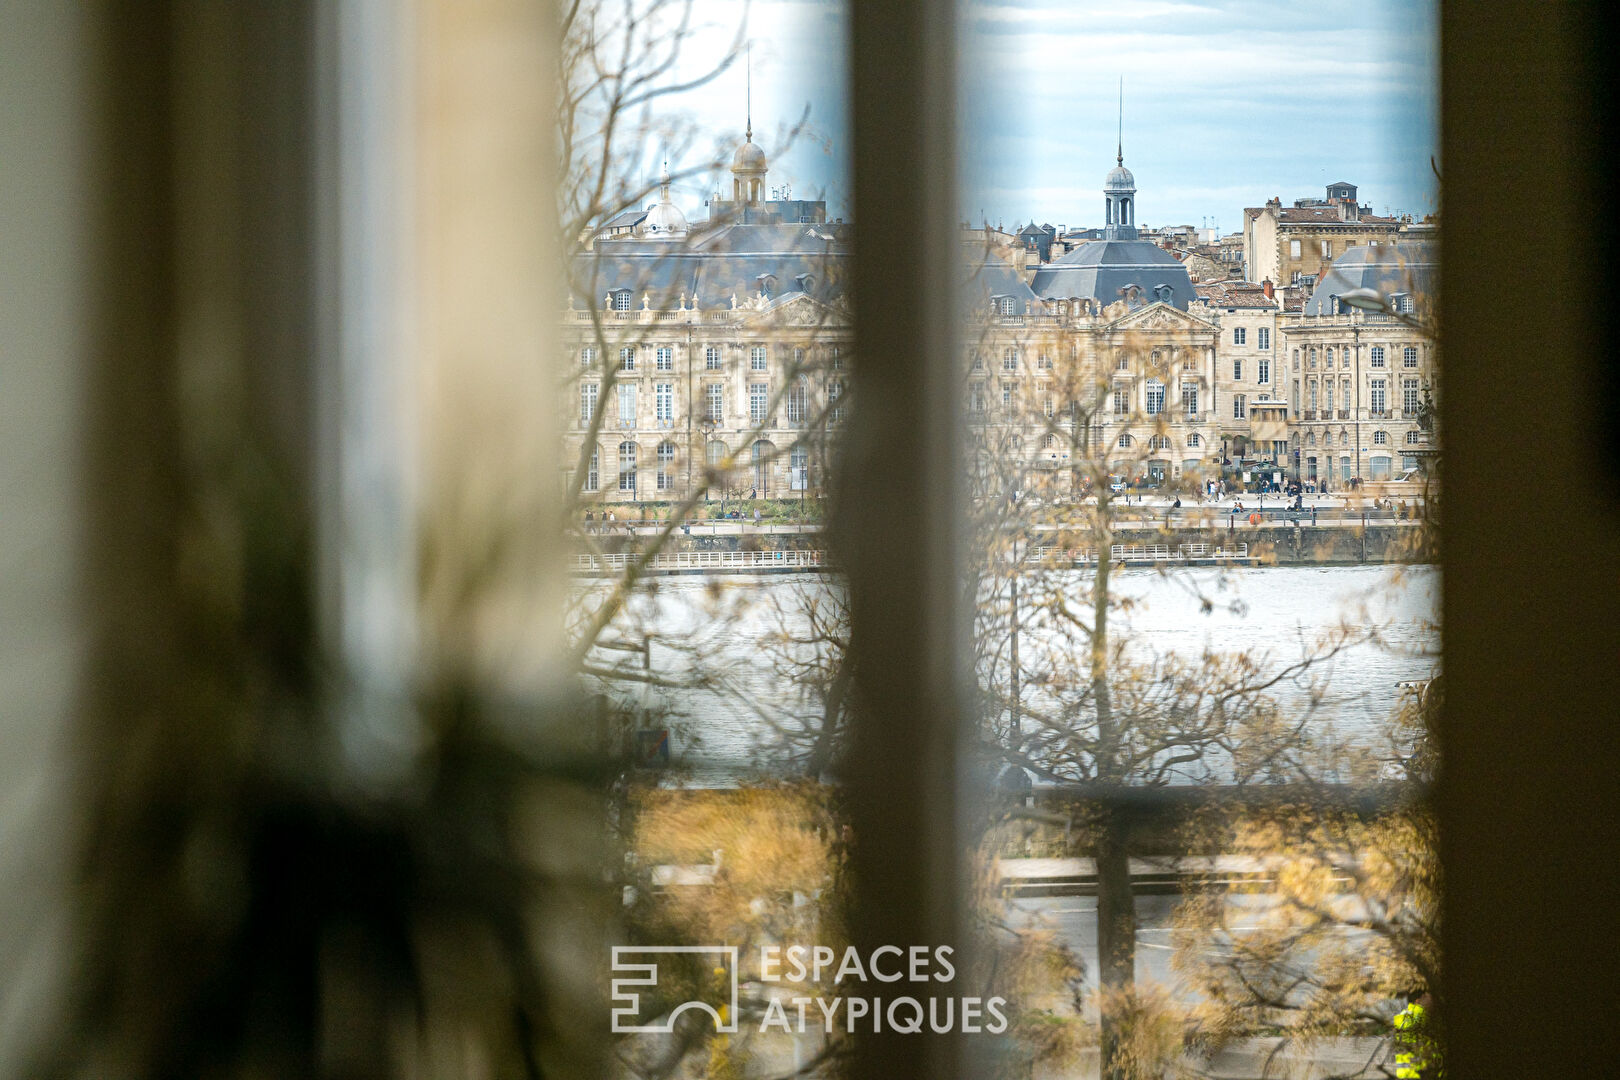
746 42 753 143
1117 76 1123 166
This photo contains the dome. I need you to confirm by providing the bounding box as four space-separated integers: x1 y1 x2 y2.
642 198 688 237
1105 163 1135 191
733 140 767 172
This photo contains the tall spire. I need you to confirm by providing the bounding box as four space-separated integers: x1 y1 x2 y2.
746 41 753 143
1117 76 1123 166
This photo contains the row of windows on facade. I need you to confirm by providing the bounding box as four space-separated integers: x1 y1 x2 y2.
580 343 841 372
1229 326 1271 349
1289 377 1423 416
966 375 1423 423
1292 344 1422 370
579 378 844 427
580 440 810 493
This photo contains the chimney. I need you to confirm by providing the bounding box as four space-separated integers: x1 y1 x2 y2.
1262 278 1274 300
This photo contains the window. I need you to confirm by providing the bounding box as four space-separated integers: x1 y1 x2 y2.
706 439 726 470
584 445 599 492
749 382 768 423
790 445 808 491
580 382 598 425
1145 378 1164 415
1001 382 1014 409
1232 358 1243 381
830 345 843 371
1326 381 1335 413
1340 455 1353 480
794 347 806 369
1043 393 1054 419
1306 431 1316 447
1037 352 1052 370
1370 345 1386 368
1292 348 1300 370
1233 327 1247 346
1112 383 1128 416
617 440 636 491
581 345 596 367
1404 345 1419 368
1233 394 1246 419
1308 381 1318 410
1320 238 1332 257
1406 430 1423 445
997 296 1016 316
1187 433 1201 447
970 382 986 413
1002 347 1018 372
655 345 673 371
1289 239 1302 258
1148 434 1171 451
786 377 808 425
970 350 984 371
1257 327 1270 350
1324 347 1334 366
1404 379 1420 414
829 378 846 424
1116 351 1129 371
656 441 675 491
619 345 635 371
1292 379 1300 414
1342 377 1351 407
1117 433 1133 448
1181 382 1198 417
617 384 636 427
751 440 771 493
705 345 722 370
705 383 724 423
1370 455 1392 480
1371 379 1387 414
1341 430 1350 446
750 345 767 371
1258 357 1270 384
1308 348 1317 370
655 382 673 423
1342 350 1351 369
613 290 631 311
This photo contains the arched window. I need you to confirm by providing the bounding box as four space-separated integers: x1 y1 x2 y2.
1340 430 1350 446
1306 431 1316 447
1117 433 1133 448
752 439 774 494
1373 430 1389 446
706 439 728 473
617 441 637 491
1149 434 1171 451
1406 430 1422 444
1187 433 1201 448
656 441 676 491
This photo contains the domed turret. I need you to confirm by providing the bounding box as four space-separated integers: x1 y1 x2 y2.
731 45 767 203
1105 162 1135 191
641 163 688 239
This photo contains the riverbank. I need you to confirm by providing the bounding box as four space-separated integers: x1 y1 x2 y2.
571 517 1432 575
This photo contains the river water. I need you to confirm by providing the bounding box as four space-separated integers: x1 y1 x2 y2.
582 564 1439 785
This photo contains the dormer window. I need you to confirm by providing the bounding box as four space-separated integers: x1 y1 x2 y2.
611 290 632 312
993 295 1017 317
795 273 814 293
1153 283 1173 304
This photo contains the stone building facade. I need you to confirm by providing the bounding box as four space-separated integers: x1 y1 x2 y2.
1243 183 1405 287
565 127 1434 502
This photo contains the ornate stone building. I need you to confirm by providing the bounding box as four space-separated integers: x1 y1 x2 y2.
565 125 1435 502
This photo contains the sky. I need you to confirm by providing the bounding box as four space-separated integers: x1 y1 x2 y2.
647 0 1438 235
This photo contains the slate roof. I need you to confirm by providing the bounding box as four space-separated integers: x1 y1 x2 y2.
1303 241 1435 315
572 221 851 309
1029 238 1195 310
962 246 1039 307
1274 205 1398 225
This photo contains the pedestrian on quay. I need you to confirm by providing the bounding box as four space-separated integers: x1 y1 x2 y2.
1311 503 1318 525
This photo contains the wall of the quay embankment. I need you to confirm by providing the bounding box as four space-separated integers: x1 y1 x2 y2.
580 520 1431 567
